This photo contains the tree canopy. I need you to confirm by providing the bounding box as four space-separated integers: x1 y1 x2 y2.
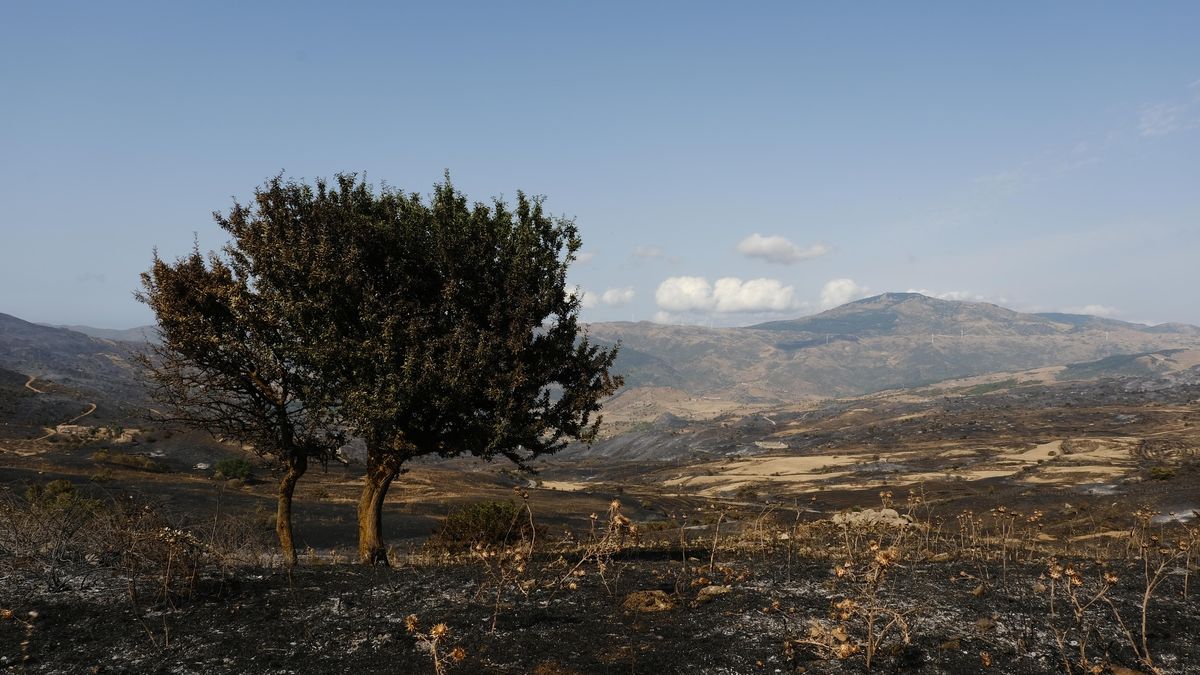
150 172 622 563
137 247 343 566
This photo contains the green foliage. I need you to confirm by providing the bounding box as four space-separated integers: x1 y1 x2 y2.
218 172 622 466
91 450 166 472
428 500 532 551
25 479 77 507
25 479 99 511
137 236 343 467
215 458 254 481
1149 466 1176 480
960 378 1020 396
143 171 621 561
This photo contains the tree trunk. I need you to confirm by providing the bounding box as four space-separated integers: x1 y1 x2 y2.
276 453 308 567
357 454 398 565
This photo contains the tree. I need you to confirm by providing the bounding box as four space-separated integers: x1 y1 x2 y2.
137 248 342 567
217 173 622 563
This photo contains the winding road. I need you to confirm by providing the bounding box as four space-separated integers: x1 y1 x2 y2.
16 374 97 444
24 375 45 394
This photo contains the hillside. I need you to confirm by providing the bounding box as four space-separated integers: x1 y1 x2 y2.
54 324 158 343
0 312 147 403
588 293 1200 403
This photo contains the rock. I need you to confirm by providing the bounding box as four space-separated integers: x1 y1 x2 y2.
695 585 731 604
622 590 675 613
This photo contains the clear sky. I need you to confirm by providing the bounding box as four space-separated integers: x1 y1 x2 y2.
2 2 1197 328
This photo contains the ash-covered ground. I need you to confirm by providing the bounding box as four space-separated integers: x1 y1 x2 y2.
4 539 1198 674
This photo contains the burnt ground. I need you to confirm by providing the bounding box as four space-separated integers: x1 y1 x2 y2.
3 541 1198 674
2 371 1198 673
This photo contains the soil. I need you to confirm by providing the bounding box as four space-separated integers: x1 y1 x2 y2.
3 546 1197 674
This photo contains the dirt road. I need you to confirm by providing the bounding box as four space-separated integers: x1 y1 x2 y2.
24 375 45 394
18 374 98 443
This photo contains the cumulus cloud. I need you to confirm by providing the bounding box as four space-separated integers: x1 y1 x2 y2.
655 276 714 312
575 287 636 309
1065 304 1117 317
600 287 635 306
819 278 869 309
569 288 599 309
907 288 987 302
736 234 830 265
712 278 798 312
655 276 800 314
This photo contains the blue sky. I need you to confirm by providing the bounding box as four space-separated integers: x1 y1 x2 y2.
1 2 1197 328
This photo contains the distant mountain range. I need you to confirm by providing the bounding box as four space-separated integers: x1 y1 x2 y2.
4 293 1200 410
51 324 158 343
586 293 1200 402
0 312 147 401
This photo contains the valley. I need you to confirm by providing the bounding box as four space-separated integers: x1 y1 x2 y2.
2 295 1199 673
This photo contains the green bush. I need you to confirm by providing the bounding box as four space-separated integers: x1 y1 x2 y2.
25 479 99 511
91 450 166 472
215 458 254 481
427 500 532 551
1149 466 1176 481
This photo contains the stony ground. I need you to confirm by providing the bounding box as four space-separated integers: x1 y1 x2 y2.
3 543 1197 674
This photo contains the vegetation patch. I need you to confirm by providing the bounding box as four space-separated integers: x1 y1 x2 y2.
959 378 1020 396
427 499 535 551
214 457 254 481
90 449 166 472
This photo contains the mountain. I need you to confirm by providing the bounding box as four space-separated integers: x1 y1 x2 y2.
6 293 1199 414
587 293 1200 402
752 293 1141 336
0 312 147 401
54 324 158 343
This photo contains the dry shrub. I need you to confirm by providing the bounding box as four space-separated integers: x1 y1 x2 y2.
0 482 273 601
427 498 538 553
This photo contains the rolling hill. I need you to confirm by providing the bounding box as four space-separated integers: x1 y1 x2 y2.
587 293 1200 402
0 312 147 402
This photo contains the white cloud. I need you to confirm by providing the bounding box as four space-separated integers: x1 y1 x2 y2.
736 234 831 265
572 288 600 309
820 278 869 309
712 278 798 312
655 276 713 312
1065 304 1117 317
655 276 800 314
575 251 595 264
574 286 635 310
633 246 666 260
600 287 635 306
907 288 987 302
1139 103 1186 137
